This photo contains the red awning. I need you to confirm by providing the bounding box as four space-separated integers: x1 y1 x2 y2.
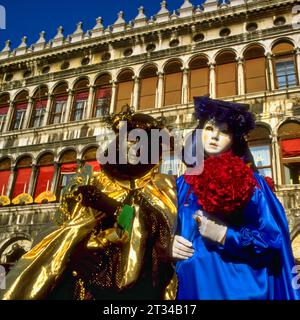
35 99 48 109
61 163 77 173
0 170 11 195
86 160 101 172
13 167 32 197
76 92 89 100
0 106 9 115
96 88 111 99
16 103 28 110
55 95 68 102
34 166 55 198
281 139 300 158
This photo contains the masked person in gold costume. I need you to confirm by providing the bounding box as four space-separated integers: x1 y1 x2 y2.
1 107 177 300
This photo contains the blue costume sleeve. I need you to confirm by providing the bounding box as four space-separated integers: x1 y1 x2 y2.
219 188 282 260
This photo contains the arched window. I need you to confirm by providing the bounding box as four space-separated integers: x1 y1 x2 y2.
278 121 300 185
0 157 11 196
272 41 298 89
30 85 48 128
58 150 77 198
13 156 32 198
139 65 158 110
248 126 272 177
216 51 237 98
116 70 134 113
10 91 28 131
82 147 100 172
163 61 183 106
244 46 267 93
34 153 55 200
93 74 111 118
71 78 89 121
189 56 209 101
0 93 9 132
49 82 68 125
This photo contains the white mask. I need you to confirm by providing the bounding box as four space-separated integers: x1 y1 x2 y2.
202 120 233 156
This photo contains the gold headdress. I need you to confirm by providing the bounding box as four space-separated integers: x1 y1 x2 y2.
105 105 166 133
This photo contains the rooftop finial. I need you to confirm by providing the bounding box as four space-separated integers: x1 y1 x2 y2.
54 26 64 39
179 0 194 17
2 40 11 52
134 5 147 28
113 11 126 33
156 0 170 23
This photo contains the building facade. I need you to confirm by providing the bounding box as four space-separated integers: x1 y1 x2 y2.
0 0 300 269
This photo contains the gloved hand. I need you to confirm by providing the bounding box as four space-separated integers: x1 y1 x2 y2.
74 185 120 215
172 235 194 260
193 210 227 245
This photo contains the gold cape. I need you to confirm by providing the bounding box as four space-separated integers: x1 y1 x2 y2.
1 167 177 300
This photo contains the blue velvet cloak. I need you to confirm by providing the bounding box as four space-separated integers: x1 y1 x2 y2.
175 173 300 300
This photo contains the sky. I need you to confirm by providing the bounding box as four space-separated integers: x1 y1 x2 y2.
0 0 206 51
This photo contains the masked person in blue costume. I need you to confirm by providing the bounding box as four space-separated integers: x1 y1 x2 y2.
172 96 300 300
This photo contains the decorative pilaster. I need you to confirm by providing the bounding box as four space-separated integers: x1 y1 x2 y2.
132 76 140 111
22 97 33 129
64 90 74 123
42 94 53 126
156 71 164 109
181 67 189 105
85 86 95 119
208 62 216 98
266 52 275 91
110 80 117 114
237 57 245 95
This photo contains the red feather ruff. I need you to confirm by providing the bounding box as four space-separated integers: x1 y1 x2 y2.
184 151 257 215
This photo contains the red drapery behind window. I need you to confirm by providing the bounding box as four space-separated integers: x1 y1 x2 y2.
13 167 32 198
34 166 54 198
281 139 300 158
15 103 28 110
61 163 78 173
0 106 9 115
96 88 111 99
86 160 101 172
35 99 48 109
0 170 11 195
76 92 89 101
55 95 68 102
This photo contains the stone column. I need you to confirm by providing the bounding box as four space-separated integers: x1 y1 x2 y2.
208 62 216 98
156 71 164 109
132 76 140 111
28 163 37 196
295 48 300 86
237 57 245 95
3 101 14 132
51 162 60 196
109 80 117 114
42 93 53 126
272 134 283 185
63 90 74 123
5 167 15 197
181 67 189 105
85 85 95 119
8 166 17 199
22 97 33 129
266 52 275 91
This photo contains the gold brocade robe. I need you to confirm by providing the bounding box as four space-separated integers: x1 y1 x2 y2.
1 168 177 300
